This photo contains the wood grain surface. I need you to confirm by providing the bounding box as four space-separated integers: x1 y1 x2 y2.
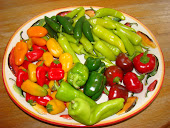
0 0 170 128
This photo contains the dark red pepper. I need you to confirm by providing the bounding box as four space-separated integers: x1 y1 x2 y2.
104 66 124 86
36 95 53 106
50 60 62 69
48 68 64 81
133 51 156 74
26 93 37 105
36 66 48 87
123 72 143 93
21 60 31 69
16 69 28 88
25 49 44 62
145 79 158 97
32 44 48 51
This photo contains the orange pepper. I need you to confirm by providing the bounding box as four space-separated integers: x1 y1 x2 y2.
46 99 66 115
36 60 44 67
42 52 54 67
46 88 52 96
26 38 32 50
31 37 47 46
27 26 48 38
14 41 28 66
28 63 37 82
59 53 73 72
51 91 57 99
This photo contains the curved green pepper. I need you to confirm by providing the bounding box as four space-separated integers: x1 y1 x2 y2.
44 16 60 32
62 32 78 44
55 81 96 107
68 98 124 125
73 8 85 26
70 43 88 55
67 62 89 89
44 24 58 39
84 57 101 72
65 7 84 18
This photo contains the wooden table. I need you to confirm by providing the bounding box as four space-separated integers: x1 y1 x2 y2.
0 0 170 128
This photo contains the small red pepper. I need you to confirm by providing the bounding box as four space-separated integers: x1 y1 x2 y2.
25 49 44 62
48 68 64 81
60 114 72 120
26 93 37 105
36 95 53 106
145 79 158 97
36 66 48 86
57 11 71 16
32 44 48 51
16 69 28 88
21 60 31 69
50 60 62 69
104 66 124 86
123 72 143 93
133 51 156 74
124 22 138 27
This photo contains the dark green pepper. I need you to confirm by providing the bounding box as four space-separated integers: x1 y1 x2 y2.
68 97 124 125
44 16 60 32
96 62 106 74
85 57 101 72
67 62 89 89
44 24 58 39
83 19 94 42
63 16 74 24
50 16 57 22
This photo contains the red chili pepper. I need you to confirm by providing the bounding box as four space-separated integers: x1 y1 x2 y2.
36 66 48 86
50 60 62 69
16 69 28 88
123 72 143 93
60 114 72 120
48 68 64 81
145 79 158 97
36 95 53 106
133 51 156 74
104 66 124 86
25 49 44 62
21 60 31 69
32 44 48 51
26 93 37 105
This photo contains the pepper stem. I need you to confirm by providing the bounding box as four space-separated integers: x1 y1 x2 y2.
103 86 109 95
137 74 145 81
97 66 105 74
113 76 120 84
54 80 60 90
140 50 150 64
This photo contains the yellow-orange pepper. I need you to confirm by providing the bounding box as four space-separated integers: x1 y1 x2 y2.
28 63 37 82
63 73 68 82
26 38 32 50
14 41 28 66
21 80 47 97
42 52 54 67
51 91 57 99
27 26 48 38
32 102 48 115
46 99 66 115
46 38 63 58
59 53 73 72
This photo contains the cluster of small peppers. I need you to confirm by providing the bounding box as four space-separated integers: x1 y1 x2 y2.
8 6 159 126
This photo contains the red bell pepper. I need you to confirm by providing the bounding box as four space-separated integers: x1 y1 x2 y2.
36 95 53 106
26 93 37 105
48 68 64 81
133 51 156 74
50 60 62 69
123 72 143 93
16 69 28 88
21 60 31 69
36 66 48 86
25 49 44 62
32 44 48 51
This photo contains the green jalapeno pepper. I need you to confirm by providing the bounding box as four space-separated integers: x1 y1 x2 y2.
54 81 96 107
70 43 88 55
92 25 127 53
67 62 89 89
63 16 74 24
113 30 135 56
44 24 58 39
32 19 45 27
44 16 60 32
50 16 57 22
93 8 125 20
85 57 102 72
74 16 85 41
66 7 84 18
68 97 124 125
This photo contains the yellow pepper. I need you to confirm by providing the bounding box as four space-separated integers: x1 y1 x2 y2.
46 99 66 115
32 102 48 115
27 38 32 50
46 38 63 58
21 80 47 97
28 63 37 82
49 80 59 91
63 73 68 82
59 53 73 72
51 91 57 99
42 52 54 67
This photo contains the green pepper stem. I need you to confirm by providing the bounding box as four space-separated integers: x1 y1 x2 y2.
137 74 145 81
103 87 109 95
54 80 60 90
140 50 150 64
97 66 105 74
113 76 121 84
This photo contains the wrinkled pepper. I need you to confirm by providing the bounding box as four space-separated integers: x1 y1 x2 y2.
59 53 73 72
21 79 48 96
67 62 89 89
16 69 28 88
68 98 124 126
28 63 37 82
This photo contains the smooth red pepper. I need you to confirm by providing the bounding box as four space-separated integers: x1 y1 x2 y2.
16 69 28 88
123 72 143 93
50 60 62 69
25 49 44 62
36 66 48 86
104 66 124 86
133 51 156 74
21 60 31 69
26 93 37 105
36 95 53 106
32 44 48 51
48 68 64 81
145 79 158 97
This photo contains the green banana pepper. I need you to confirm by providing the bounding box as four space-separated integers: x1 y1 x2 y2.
67 62 89 89
54 81 96 107
65 7 84 18
73 8 85 26
83 19 94 42
84 67 106 100
70 43 88 55
68 98 124 126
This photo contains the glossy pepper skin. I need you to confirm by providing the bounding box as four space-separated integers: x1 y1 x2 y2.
25 93 37 105
133 51 156 74
36 66 48 87
68 98 124 126
85 57 101 72
25 49 44 62
44 16 60 32
50 60 62 69
55 81 96 107
123 72 143 93
36 95 53 106
48 68 64 81
67 62 89 89
28 63 37 82
16 69 28 88
32 44 48 51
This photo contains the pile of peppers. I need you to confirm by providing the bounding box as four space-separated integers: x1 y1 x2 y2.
8 6 159 126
